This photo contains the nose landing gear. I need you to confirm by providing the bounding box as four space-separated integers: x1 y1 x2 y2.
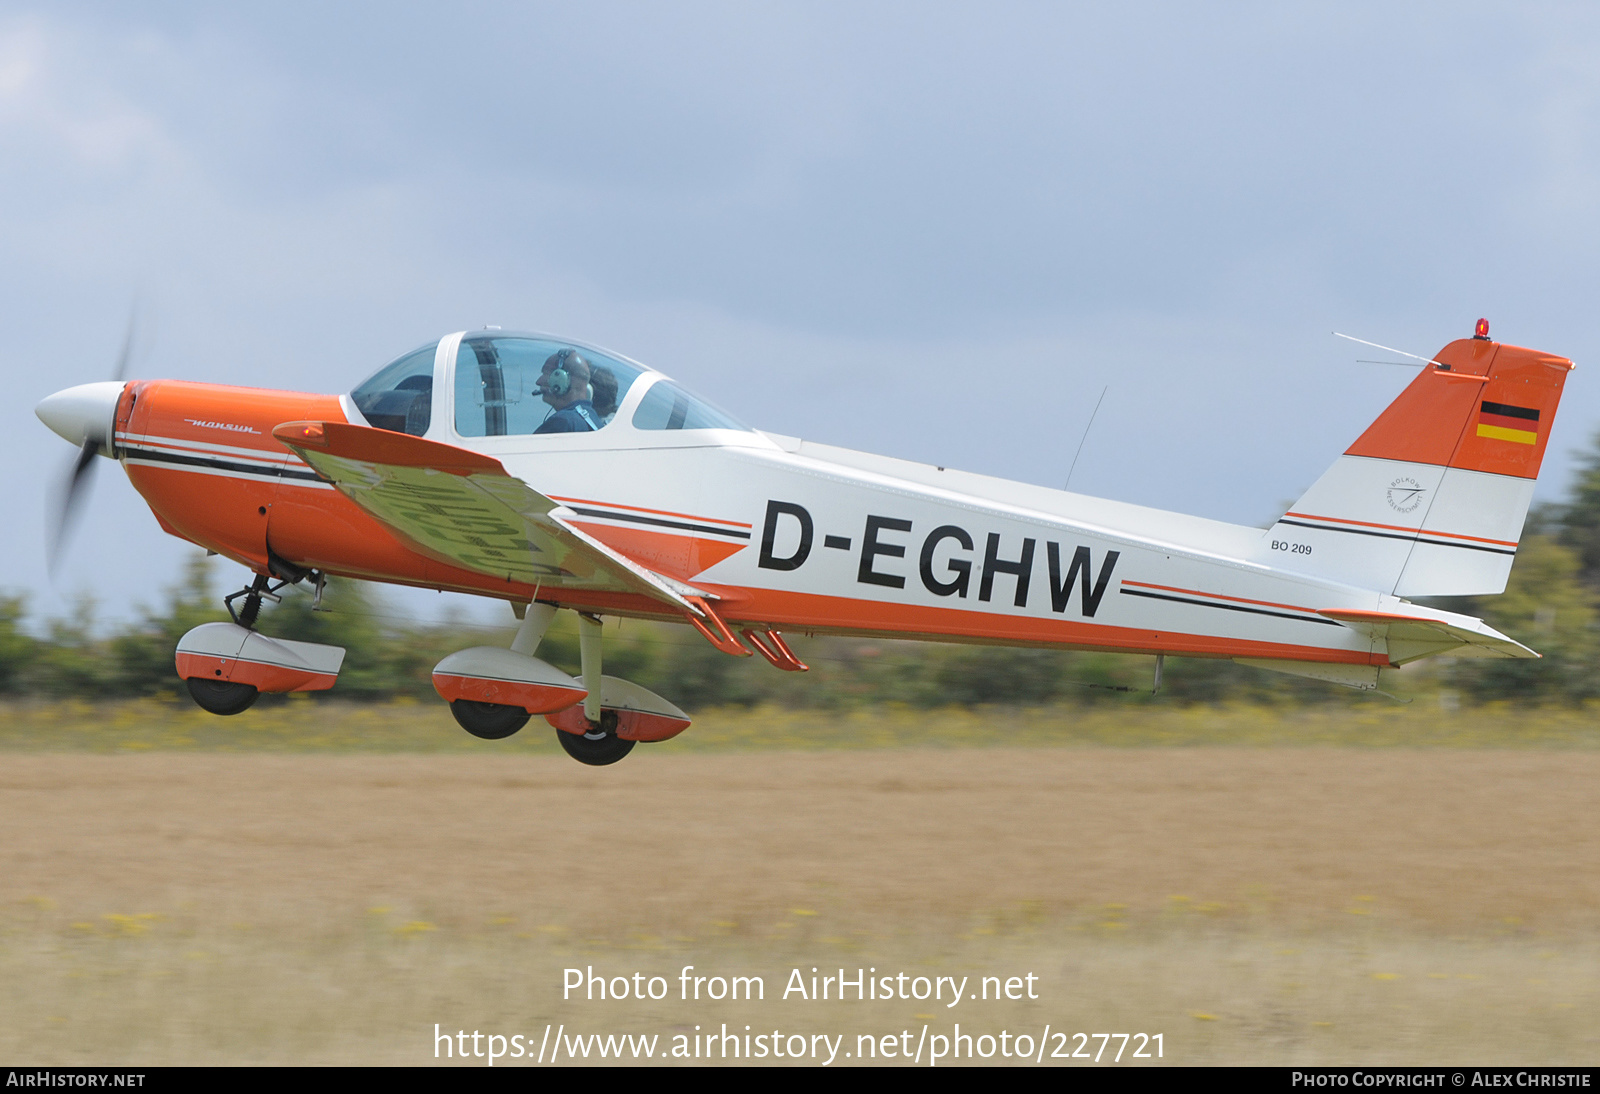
185 676 261 716
223 572 287 629
176 567 346 715
186 574 291 714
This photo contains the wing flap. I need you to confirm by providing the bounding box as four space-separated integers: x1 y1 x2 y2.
271 421 705 615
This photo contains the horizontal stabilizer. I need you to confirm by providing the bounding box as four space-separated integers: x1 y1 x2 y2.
1317 608 1538 664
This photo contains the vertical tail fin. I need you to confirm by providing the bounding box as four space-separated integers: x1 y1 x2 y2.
1258 331 1574 596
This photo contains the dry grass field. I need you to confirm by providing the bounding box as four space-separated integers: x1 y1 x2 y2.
1 701 1597 1065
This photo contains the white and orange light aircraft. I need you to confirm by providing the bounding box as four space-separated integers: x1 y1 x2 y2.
35 320 1573 764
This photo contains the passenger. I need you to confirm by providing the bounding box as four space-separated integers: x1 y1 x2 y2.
589 366 619 425
533 349 601 433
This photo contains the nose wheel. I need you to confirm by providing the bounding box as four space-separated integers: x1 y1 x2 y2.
185 677 260 715
554 711 635 766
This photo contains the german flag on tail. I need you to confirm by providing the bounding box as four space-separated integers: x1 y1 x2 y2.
1476 400 1539 446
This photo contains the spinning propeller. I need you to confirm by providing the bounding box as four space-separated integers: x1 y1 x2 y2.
39 311 138 577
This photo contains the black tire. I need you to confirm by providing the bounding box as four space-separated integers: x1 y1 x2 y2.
450 699 531 740
554 711 635 766
185 677 260 716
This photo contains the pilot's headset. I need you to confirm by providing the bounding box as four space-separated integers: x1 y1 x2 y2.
542 349 587 396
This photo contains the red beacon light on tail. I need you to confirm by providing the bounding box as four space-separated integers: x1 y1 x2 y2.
1474 318 1491 340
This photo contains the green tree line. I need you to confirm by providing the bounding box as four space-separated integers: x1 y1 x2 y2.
7 436 1600 710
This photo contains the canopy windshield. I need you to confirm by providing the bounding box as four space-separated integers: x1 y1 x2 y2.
453 335 647 437
352 332 752 439
350 342 436 436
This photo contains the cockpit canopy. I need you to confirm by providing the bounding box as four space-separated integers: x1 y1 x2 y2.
350 332 748 439
350 343 436 435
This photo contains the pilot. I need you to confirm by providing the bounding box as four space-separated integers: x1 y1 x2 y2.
533 349 602 433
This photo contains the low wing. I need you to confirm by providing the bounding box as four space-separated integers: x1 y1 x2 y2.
271 421 705 615
1316 608 1538 665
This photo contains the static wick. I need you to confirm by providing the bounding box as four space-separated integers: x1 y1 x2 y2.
1065 385 1109 491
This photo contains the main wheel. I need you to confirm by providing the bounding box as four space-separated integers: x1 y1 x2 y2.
185 677 260 716
554 711 635 766
450 700 531 740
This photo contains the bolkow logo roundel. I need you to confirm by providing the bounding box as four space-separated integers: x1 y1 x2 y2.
1386 477 1425 514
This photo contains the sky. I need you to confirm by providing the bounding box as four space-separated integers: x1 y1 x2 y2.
7 2 1600 629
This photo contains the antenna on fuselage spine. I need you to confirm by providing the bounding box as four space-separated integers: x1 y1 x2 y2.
1065 385 1108 492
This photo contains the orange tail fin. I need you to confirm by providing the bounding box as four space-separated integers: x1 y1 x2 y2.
1258 331 1574 596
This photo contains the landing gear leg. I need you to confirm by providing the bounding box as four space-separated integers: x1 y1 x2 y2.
552 612 634 765
578 612 603 723
224 573 286 630
511 602 557 656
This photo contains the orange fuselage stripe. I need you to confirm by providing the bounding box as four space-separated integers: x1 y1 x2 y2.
692 585 1382 666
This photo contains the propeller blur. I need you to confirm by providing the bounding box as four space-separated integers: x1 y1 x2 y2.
42 311 137 577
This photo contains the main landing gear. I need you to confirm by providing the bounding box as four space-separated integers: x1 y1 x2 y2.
430 603 690 765
449 692 635 764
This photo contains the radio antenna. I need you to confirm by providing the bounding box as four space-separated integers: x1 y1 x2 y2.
1065 385 1108 491
1332 332 1449 370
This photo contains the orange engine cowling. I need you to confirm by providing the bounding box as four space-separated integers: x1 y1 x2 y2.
117 380 345 570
